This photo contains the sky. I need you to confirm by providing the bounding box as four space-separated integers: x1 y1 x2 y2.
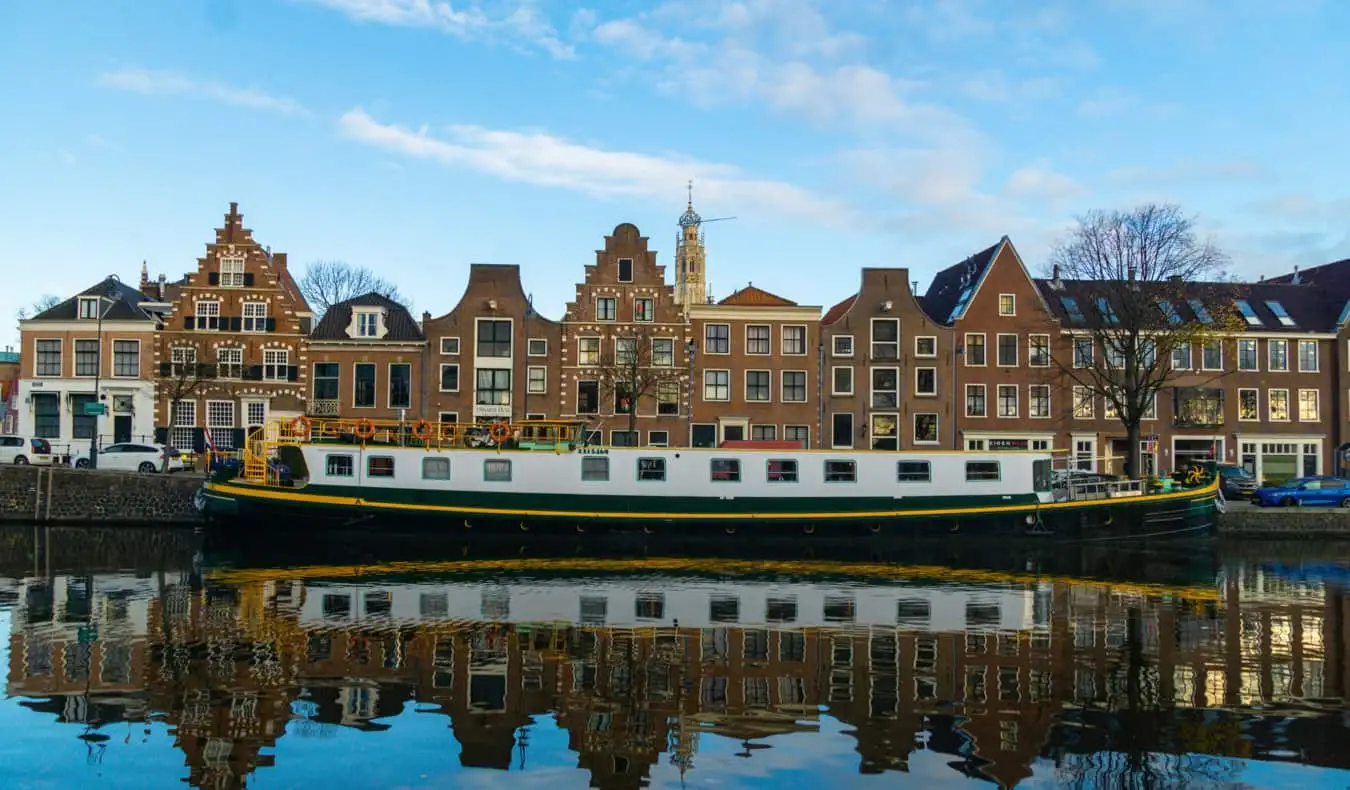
2 0 1348 350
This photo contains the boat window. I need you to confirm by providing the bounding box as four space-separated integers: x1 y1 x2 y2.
711 458 740 482
484 458 512 482
1033 459 1053 492
767 459 798 483
367 456 395 478
766 597 798 623
966 461 1000 482
637 457 666 482
897 461 931 482
422 457 450 480
824 460 857 483
326 454 354 477
581 456 610 481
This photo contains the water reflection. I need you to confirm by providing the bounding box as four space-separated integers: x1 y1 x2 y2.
2 527 1350 788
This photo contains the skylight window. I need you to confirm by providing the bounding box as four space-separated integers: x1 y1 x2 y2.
948 286 975 322
1265 300 1295 327
1337 299 1350 328
1095 297 1119 324
1187 299 1213 325
1061 296 1085 323
1156 299 1182 325
1235 300 1262 327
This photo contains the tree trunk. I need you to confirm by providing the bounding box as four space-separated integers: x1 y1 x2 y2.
163 397 178 473
628 401 637 438
1125 420 1142 480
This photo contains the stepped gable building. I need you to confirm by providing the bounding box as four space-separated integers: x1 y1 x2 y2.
922 238 1067 454
561 222 692 447
15 276 160 454
688 283 821 448
147 202 315 452
305 293 427 421
1036 274 1339 480
421 264 562 427
820 268 954 450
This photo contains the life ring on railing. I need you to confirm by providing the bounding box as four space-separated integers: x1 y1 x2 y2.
489 421 512 445
292 416 312 441
354 419 376 440
412 420 434 441
440 423 459 446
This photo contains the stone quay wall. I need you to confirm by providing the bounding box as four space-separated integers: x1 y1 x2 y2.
1217 502 1350 537
0 466 203 525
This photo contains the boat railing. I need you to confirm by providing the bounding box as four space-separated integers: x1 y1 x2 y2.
274 416 597 454
1060 477 1147 501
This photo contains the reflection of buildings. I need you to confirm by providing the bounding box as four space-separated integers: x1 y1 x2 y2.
5 566 1350 789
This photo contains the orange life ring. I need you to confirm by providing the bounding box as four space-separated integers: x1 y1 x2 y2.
292 416 311 441
439 423 459 445
412 420 434 440
354 419 376 440
489 421 512 444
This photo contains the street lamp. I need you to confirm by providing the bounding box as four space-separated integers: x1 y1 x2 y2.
88 276 121 470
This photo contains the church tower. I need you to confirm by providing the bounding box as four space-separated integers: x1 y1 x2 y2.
674 181 707 308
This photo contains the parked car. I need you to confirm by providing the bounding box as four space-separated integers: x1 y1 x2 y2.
0 436 54 466
72 443 189 473
1251 476 1350 508
1216 464 1259 498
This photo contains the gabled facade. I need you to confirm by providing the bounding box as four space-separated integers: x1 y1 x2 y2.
822 269 954 450
0 350 18 433
148 203 315 452
15 277 160 454
688 284 821 448
306 293 427 420
422 264 562 426
560 223 692 447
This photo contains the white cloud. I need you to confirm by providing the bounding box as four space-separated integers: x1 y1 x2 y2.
1004 165 1085 202
1108 159 1270 187
337 107 864 228
96 68 309 115
904 0 995 41
295 0 574 58
960 72 1059 102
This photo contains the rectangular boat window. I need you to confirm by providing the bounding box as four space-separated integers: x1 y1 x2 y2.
710 458 740 482
767 459 798 482
422 457 450 480
897 461 931 482
484 459 512 482
326 454 354 477
710 596 740 622
367 456 395 477
966 461 999 481
581 456 610 481
824 460 857 483
1033 459 1053 492
896 599 931 628
766 597 798 623
638 458 666 482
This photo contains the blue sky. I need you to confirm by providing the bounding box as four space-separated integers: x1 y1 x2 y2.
2 0 1348 348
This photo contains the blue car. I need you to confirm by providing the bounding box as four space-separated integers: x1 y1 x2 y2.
1251 476 1350 507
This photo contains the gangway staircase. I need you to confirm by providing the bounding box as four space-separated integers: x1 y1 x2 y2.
239 421 294 485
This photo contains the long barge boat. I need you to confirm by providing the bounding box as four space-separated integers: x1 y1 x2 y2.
196 417 1221 538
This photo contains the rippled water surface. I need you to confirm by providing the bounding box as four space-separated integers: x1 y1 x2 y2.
3 527 1350 788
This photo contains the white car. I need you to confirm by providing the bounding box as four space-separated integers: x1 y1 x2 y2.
0 436 54 465
73 443 189 473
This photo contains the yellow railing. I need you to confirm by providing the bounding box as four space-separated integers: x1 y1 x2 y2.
276 416 591 453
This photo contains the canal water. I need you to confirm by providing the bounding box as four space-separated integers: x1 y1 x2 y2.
2 527 1349 789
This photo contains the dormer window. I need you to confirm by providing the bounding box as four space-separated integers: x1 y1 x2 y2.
78 297 100 319
219 257 245 287
618 258 634 283
356 310 380 338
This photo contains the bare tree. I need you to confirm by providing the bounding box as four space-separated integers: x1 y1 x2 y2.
298 260 407 317
1046 204 1244 479
157 344 214 471
590 325 686 441
15 294 61 322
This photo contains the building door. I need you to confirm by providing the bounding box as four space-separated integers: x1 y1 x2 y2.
831 413 854 449
113 415 132 444
691 424 717 448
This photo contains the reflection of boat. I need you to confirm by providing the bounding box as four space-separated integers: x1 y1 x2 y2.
197 417 1220 537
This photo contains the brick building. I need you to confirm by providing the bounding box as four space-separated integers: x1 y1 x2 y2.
306 293 426 421
560 223 692 447
146 203 314 452
15 276 161 455
688 284 821 448
422 264 562 427
820 269 955 450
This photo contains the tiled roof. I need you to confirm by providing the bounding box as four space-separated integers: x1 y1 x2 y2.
29 277 156 322
821 295 857 325
921 240 1003 325
1033 279 1337 333
717 284 798 307
310 292 425 342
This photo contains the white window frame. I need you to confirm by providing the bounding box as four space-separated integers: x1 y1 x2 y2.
633 297 654 322
703 369 730 402
195 300 221 330
170 346 197 375
996 384 1018 418
745 369 771 402
1028 384 1051 419
964 333 986 367
171 400 196 452
78 297 100 320
1237 388 1259 422
912 413 939 445
577 336 601 366
216 347 243 380
356 310 380 338
1268 339 1289 372
647 430 669 447
440 337 461 355
965 383 987 418
439 363 460 393
781 370 808 403
998 294 1016 316
651 337 674 367
870 366 899 410
1200 340 1223 372
388 363 412 410
219 256 246 287
1072 386 1094 419
996 333 1018 367
1028 334 1050 367
73 338 99 377
870 318 899 360
262 349 289 382
1298 339 1319 372
781 325 808 356
1298 388 1319 422
1268 388 1290 422
527 338 548 357
205 400 236 449
596 296 617 322
1237 338 1259 371
34 338 62 377
527 366 547 394
745 324 771 356
1073 337 1093 368
832 335 854 358
704 323 731 355
914 336 937 358
112 339 140 378
617 257 634 283
914 366 937 397
831 365 854 397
